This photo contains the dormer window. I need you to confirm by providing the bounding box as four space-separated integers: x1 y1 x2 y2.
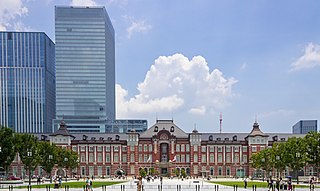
116 135 120 141
233 135 237 141
154 126 158 132
273 136 278 141
99 137 104 141
91 137 96 141
217 137 221 141
225 138 229 141
41 135 47 141
209 135 213 141
281 138 286 141
83 135 88 140
107 137 112 141
170 126 174 132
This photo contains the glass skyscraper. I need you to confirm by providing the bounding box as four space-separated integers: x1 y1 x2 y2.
0 32 55 133
54 6 115 132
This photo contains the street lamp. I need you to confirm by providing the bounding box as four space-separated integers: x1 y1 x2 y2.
27 151 32 185
296 153 300 184
64 158 68 182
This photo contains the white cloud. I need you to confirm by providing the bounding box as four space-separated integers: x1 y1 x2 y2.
290 43 320 71
70 0 97 6
0 0 29 31
123 15 152 39
116 53 237 118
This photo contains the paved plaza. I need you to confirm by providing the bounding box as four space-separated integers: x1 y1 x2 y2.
0 178 315 191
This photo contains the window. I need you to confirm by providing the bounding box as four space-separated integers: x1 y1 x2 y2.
114 153 119 162
234 154 239 163
186 144 190 152
144 144 148 152
226 167 230 176
72 146 77 152
210 167 214 176
243 155 247 163
234 146 239 152
97 153 102 162
242 146 247 152
106 166 110 176
89 153 94 162
130 146 134 151
144 155 148 162
210 154 214 163
122 154 127 162
139 154 142 162
89 146 94 152
97 146 102 152
226 154 230 163
81 166 86 176
149 144 152 152
130 154 135 162
252 138 256 143
114 146 119 152
194 166 198 175
218 167 222 175
89 166 94 176
181 144 185 152
194 146 198 152
176 144 180 152
181 155 185 163
176 155 180 162
201 154 206 163
226 146 231 152
139 145 142 152
218 154 222 163
98 166 102 176
260 146 265 150
106 153 110 162
81 154 85 162
194 154 198 162
252 146 257 152
106 146 110 152
218 146 222 152
131 165 135 174
81 146 85 152
202 146 206 152
209 146 214 152
186 154 190 163
122 146 127 152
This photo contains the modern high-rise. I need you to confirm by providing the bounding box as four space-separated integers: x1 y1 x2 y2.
292 120 317 134
0 32 55 133
54 6 115 132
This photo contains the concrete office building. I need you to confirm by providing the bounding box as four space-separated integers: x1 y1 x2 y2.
292 120 317 134
0 32 55 133
54 6 115 132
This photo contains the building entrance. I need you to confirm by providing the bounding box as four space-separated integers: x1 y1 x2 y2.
161 168 168 175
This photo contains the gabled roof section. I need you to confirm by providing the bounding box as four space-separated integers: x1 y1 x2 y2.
247 121 268 137
140 119 188 138
50 120 75 138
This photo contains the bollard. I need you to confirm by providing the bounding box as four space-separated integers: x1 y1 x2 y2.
196 185 198 191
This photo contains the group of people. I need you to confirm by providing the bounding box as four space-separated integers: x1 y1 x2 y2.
85 177 93 191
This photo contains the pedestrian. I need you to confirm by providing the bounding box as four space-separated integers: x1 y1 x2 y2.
288 177 292 191
275 177 280 191
309 177 315 191
244 177 248 189
85 177 90 191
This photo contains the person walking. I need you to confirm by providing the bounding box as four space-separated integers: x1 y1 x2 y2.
244 177 248 189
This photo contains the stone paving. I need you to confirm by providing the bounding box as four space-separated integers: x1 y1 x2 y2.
0 178 315 191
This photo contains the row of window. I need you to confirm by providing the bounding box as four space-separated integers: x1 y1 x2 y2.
73 145 249 153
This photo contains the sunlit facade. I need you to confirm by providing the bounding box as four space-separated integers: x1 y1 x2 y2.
0 32 55 133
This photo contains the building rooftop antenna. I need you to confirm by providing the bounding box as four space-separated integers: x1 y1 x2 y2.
219 112 222 134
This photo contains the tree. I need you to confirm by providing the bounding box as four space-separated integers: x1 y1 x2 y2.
250 148 273 180
139 168 147 177
0 126 16 177
38 141 57 178
181 168 187 178
64 150 79 178
16 133 40 185
271 142 286 177
304 131 320 178
283 137 307 184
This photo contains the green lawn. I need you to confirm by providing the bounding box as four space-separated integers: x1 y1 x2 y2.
209 181 314 188
16 181 125 189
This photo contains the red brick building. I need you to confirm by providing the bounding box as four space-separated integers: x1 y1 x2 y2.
10 119 310 178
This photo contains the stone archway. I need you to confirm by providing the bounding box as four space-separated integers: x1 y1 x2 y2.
55 168 66 177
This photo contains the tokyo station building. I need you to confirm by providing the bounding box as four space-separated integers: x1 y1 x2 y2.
10 119 306 178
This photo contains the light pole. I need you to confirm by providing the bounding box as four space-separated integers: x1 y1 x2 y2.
64 157 68 182
296 153 300 184
48 155 53 182
27 151 32 185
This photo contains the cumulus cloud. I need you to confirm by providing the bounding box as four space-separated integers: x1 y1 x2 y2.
0 0 28 31
70 0 97 6
123 15 152 39
290 43 320 71
116 53 237 118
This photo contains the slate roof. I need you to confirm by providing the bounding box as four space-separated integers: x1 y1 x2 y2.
140 119 189 138
49 120 75 138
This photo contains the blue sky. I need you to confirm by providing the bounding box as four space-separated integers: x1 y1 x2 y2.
1 0 320 133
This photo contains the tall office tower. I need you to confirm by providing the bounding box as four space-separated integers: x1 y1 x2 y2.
292 120 317 134
54 6 115 132
0 32 55 133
